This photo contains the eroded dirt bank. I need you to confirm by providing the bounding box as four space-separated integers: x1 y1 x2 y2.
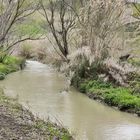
0 90 72 140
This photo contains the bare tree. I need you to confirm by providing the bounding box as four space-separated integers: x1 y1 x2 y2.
40 0 76 61
67 0 130 85
76 0 126 62
0 0 40 58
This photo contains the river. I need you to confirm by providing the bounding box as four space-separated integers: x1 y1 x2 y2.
1 61 140 140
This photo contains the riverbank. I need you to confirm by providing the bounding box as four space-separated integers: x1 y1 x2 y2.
0 55 25 80
72 78 140 117
0 89 72 140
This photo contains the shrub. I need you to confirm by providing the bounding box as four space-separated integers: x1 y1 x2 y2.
0 63 18 74
79 79 140 111
36 46 47 61
128 58 140 67
0 56 25 78
79 82 87 93
119 99 139 111
128 72 140 95
3 56 23 65
0 73 5 80
0 64 9 74
104 89 140 111
20 44 32 58
79 80 112 93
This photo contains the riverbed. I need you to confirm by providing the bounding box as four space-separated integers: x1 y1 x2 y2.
1 61 140 140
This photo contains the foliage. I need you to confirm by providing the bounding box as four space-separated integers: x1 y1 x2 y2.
66 1 135 88
0 64 10 74
79 80 112 93
131 3 140 17
70 56 138 88
124 21 140 33
19 42 47 61
104 90 140 111
128 57 140 67
34 120 72 140
0 73 5 80
20 44 33 59
0 55 25 79
128 72 140 95
3 56 24 65
0 63 19 74
35 46 47 61
78 79 140 112
16 19 46 37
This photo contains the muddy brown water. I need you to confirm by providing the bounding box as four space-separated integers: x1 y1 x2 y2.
1 61 140 140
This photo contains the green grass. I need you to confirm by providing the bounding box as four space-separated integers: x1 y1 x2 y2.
0 63 18 74
79 80 112 93
0 55 25 80
3 56 24 65
34 120 71 140
128 58 140 67
79 80 140 112
103 88 140 111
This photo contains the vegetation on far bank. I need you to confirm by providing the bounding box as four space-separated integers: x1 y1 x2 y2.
128 57 140 67
0 89 72 140
73 78 140 116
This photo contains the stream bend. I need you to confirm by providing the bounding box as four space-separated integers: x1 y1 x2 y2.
1 61 140 140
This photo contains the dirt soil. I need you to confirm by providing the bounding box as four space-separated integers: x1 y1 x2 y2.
0 91 72 140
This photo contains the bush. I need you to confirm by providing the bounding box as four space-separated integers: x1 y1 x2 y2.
119 99 139 111
79 80 112 93
79 82 87 93
0 63 18 74
128 72 140 95
20 44 32 58
128 58 140 67
0 73 5 80
0 56 25 79
86 80 112 89
0 64 8 74
79 79 140 111
103 89 140 111
3 56 24 65
36 46 47 61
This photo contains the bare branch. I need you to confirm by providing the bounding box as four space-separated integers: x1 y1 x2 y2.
40 0 76 61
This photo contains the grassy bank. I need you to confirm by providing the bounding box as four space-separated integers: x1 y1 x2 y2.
128 57 140 67
0 55 25 80
72 78 140 117
0 89 72 140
